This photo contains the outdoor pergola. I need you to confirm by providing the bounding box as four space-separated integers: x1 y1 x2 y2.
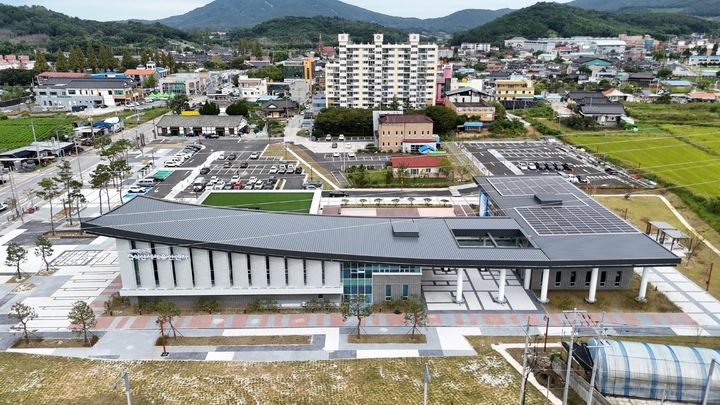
645 220 692 252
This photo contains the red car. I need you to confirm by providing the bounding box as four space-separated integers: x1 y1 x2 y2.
232 181 244 190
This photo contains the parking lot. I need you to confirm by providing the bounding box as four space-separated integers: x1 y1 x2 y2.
464 140 649 188
300 146 392 187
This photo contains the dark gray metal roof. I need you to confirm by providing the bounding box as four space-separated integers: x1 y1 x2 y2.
82 176 680 268
156 115 247 128
81 196 549 267
474 176 680 266
580 104 626 115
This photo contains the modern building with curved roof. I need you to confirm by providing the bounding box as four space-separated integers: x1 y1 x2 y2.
81 176 680 307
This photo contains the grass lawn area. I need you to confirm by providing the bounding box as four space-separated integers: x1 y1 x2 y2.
12 336 98 349
0 115 75 152
261 142 287 158
287 144 336 188
347 169 455 188
202 192 313 213
625 103 720 125
566 133 720 196
596 194 720 300
0 348 546 404
347 334 427 344
661 124 720 154
539 273 679 313
157 335 311 346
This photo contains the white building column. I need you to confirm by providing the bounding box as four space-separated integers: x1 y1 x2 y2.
173 247 193 288
191 248 212 288
637 267 650 302
230 253 249 288
249 255 268 288
455 268 464 304
523 268 532 290
269 256 286 287
324 261 341 287
115 239 137 289
155 244 175 289
135 242 156 288
306 260 323 287
586 267 599 304
539 268 550 304
212 251 231 288
495 268 507 304
287 258 304 287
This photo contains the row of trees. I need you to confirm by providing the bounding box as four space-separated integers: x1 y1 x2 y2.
11 299 96 346
342 294 427 338
35 47 176 74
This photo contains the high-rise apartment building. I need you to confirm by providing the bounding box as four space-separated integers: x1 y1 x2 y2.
325 33 438 109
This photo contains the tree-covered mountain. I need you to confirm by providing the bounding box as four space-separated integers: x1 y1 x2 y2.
0 4 196 54
452 2 719 46
568 0 720 18
228 17 410 47
157 0 511 33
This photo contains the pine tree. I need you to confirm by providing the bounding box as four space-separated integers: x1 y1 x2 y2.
86 45 97 72
140 50 150 66
98 46 117 71
33 51 49 73
68 46 85 72
121 49 134 70
251 41 262 57
55 50 69 72
238 38 248 54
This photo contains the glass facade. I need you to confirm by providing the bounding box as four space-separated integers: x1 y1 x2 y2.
342 262 421 301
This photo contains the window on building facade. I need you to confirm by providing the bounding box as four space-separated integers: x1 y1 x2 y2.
385 284 392 301
614 271 622 287
585 271 592 287
554 271 562 287
600 271 607 287
570 271 576 287
402 284 409 299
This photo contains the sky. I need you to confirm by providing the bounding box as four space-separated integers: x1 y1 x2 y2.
1 0 570 20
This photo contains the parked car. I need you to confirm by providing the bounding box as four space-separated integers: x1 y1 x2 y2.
331 142 338 149
287 164 295 172
164 160 180 167
338 134 345 141
223 161 232 168
528 162 537 170
213 181 226 190
231 175 240 183
249 152 260 159
348 151 356 158
253 181 264 189
227 153 237 161
223 183 233 190
128 186 146 194
205 133 219 139
269 165 278 174
209 176 219 185
268 176 278 185
239 161 249 168
0 202 7 212
332 152 340 158
518 162 528 170
294 167 303 174
576 175 589 184
247 176 257 185
200 167 210 175
325 134 332 141
278 165 286 174
329 190 349 197
262 182 274 190
232 182 244 190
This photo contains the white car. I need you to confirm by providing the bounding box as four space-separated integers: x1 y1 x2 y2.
247 176 257 185
332 152 340 158
231 175 240 182
164 160 180 167
249 152 260 159
128 186 146 194
213 181 226 190
528 162 538 170
348 151 356 158
253 181 264 189
208 176 219 185
519 162 528 170
269 165 278 174
0 202 7 211
287 164 295 172
338 134 345 141
325 134 332 141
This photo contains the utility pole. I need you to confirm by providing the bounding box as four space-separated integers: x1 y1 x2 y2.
31 120 40 166
111 370 132 405
519 317 531 405
587 313 605 405
562 308 578 405
423 363 431 405
701 359 717 405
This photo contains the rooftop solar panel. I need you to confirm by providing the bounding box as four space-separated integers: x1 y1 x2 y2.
516 206 638 236
488 177 577 197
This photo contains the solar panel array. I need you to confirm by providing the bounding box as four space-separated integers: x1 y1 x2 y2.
516 206 638 236
488 177 577 196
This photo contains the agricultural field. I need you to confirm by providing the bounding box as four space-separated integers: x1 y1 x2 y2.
625 103 720 126
567 133 720 196
0 116 74 152
0 346 545 404
202 191 314 212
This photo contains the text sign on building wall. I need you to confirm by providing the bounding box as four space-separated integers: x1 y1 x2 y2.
127 249 189 261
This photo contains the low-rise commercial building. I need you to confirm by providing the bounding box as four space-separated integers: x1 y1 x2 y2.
494 79 535 101
34 77 138 109
159 72 208 96
377 114 435 152
155 115 247 137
